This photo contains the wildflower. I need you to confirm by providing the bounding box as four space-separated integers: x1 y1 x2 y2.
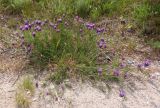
24 20 29 25
99 41 103 48
32 32 36 37
137 64 142 68
35 26 41 31
24 25 29 30
20 26 23 30
103 44 107 48
113 69 120 76
98 67 102 75
144 59 151 67
96 28 104 34
57 18 62 23
80 29 83 33
50 22 54 27
35 20 42 25
86 23 95 29
98 38 106 49
56 29 60 32
41 22 45 26
27 44 32 53
124 72 128 79
36 82 38 88
53 25 57 29
75 16 79 20
119 89 125 97
120 63 126 68
64 22 69 26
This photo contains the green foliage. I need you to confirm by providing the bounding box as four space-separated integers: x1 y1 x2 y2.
23 19 97 67
16 92 30 108
133 2 151 25
0 0 32 14
21 77 35 94
90 7 101 21
75 0 92 18
149 40 160 49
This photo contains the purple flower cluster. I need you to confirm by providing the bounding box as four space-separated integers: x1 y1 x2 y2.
96 28 104 35
98 38 107 49
137 59 151 69
86 23 95 30
19 19 47 36
113 69 120 76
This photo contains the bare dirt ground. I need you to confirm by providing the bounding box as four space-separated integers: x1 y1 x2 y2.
0 15 160 108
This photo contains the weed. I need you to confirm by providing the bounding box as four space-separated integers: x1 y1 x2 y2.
20 77 35 95
16 92 30 108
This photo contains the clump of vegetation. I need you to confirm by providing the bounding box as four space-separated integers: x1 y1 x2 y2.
16 77 34 108
21 77 35 94
19 17 97 66
17 15 132 84
16 92 31 108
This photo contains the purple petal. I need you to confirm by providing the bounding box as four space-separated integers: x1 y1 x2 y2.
119 89 125 97
98 67 102 75
113 69 120 76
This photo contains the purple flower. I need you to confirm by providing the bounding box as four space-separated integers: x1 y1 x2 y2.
41 22 45 26
27 44 32 53
64 22 69 26
124 72 129 79
113 69 120 76
32 32 36 37
24 25 29 30
86 23 95 29
53 25 57 29
120 63 126 68
100 38 105 42
35 20 42 25
144 59 151 67
49 22 54 27
98 38 106 49
137 64 142 68
35 26 41 31
75 16 79 20
20 26 23 30
99 41 103 48
96 28 104 34
98 67 102 75
24 20 29 25
36 82 38 88
57 18 62 23
56 29 60 32
80 29 83 33
119 89 125 97
28 24 32 28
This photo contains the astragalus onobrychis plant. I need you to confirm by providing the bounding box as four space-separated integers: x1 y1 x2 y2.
18 16 132 91
19 16 97 66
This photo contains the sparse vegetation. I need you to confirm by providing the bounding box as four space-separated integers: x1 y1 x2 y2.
0 1 159 106
15 77 34 108
21 77 35 94
16 92 31 108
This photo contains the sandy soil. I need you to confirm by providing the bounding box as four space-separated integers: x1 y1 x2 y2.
0 65 160 108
